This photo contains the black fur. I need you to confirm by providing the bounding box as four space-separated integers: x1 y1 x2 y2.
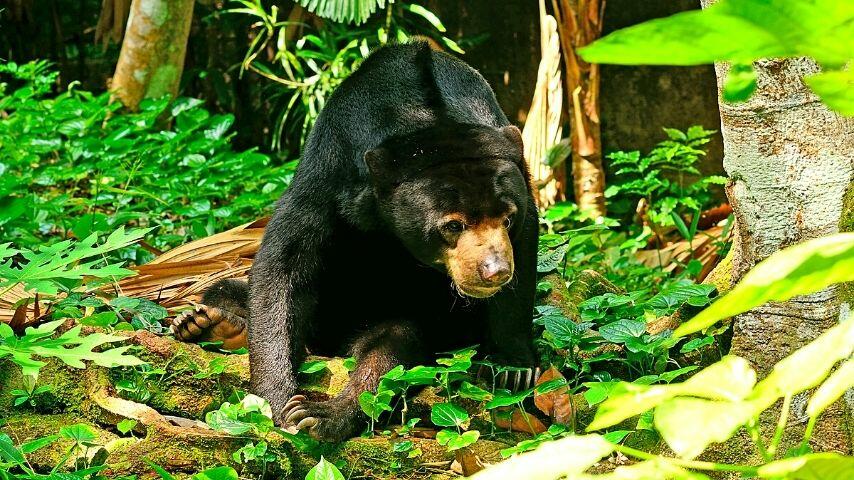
209 42 538 440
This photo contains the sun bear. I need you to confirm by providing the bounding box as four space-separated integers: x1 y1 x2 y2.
172 41 539 442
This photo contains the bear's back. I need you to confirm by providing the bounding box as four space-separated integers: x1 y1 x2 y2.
301 42 509 175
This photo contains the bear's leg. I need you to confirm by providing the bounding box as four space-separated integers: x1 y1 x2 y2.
171 279 249 351
282 320 424 442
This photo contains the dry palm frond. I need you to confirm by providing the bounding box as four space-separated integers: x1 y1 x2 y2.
635 225 732 282
522 0 564 207
0 218 268 325
110 218 268 313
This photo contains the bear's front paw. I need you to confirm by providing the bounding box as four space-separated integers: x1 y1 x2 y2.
281 395 363 442
478 365 542 392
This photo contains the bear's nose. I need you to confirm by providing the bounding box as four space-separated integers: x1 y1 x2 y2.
479 256 511 285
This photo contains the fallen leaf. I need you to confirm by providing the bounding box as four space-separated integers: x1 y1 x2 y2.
455 448 485 476
534 366 575 427
494 408 547 434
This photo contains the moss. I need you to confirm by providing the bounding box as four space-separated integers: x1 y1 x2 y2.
704 245 735 295
838 181 854 309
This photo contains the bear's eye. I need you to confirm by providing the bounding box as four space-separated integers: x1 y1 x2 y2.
443 220 465 234
504 214 515 229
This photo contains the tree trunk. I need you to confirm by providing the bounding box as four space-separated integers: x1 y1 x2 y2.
552 0 607 217
702 0 854 462
111 0 195 110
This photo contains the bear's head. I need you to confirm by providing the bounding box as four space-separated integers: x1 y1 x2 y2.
365 123 530 298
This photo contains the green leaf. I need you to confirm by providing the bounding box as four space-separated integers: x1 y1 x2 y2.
437 429 480 451
654 397 756 459
298 360 327 374
675 233 854 337
458 381 493 401
60 423 96 443
805 70 854 117
722 63 758 102
757 453 854 480
588 356 755 430
750 319 854 406
295 0 386 25
305 456 345 480
358 390 394 421
79 311 119 327
192 466 238 480
469 434 614 478
403 4 446 32
485 388 535 409
0 433 25 465
599 319 646 344
117 419 138 435
431 402 469 427
20 434 59 454
807 360 854 418
146 459 177 480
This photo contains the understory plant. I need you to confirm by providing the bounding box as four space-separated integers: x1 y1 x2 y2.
471 233 854 479
0 60 294 256
230 0 464 150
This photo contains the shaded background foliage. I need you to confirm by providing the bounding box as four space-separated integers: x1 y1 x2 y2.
0 0 725 180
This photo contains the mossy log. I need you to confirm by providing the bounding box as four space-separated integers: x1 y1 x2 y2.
0 270 636 478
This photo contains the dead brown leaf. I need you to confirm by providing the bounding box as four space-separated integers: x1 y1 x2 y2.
534 366 575 427
494 407 548 434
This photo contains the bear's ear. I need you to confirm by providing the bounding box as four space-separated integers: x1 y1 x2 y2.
500 125 524 155
500 125 527 172
364 147 398 187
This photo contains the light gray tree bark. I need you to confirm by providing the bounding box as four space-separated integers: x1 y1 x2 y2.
111 0 195 110
701 0 854 460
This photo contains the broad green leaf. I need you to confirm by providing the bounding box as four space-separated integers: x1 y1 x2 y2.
485 388 535 409
578 8 785 65
298 360 327 374
192 466 238 480
458 381 493 401
805 70 854 117
305 456 345 480
436 429 480 451
751 319 854 406
431 402 469 427
579 0 853 67
358 389 394 421
60 423 97 443
757 453 854 480
807 360 854 417
680 356 755 401
599 319 646 344
598 460 711 480
470 434 614 479
654 397 757 459
675 233 854 337
588 356 755 430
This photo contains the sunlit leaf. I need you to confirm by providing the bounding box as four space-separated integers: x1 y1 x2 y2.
305 456 345 480
431 402 469 427
807 360 854 417
675 233 854 337
805 70 854 117
654 397 756 459
757 453 854 480
470 434 614 479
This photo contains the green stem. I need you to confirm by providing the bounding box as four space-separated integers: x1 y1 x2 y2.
767 394 791 458
746 420 771 462
614 445 758 474
800 415 818 450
